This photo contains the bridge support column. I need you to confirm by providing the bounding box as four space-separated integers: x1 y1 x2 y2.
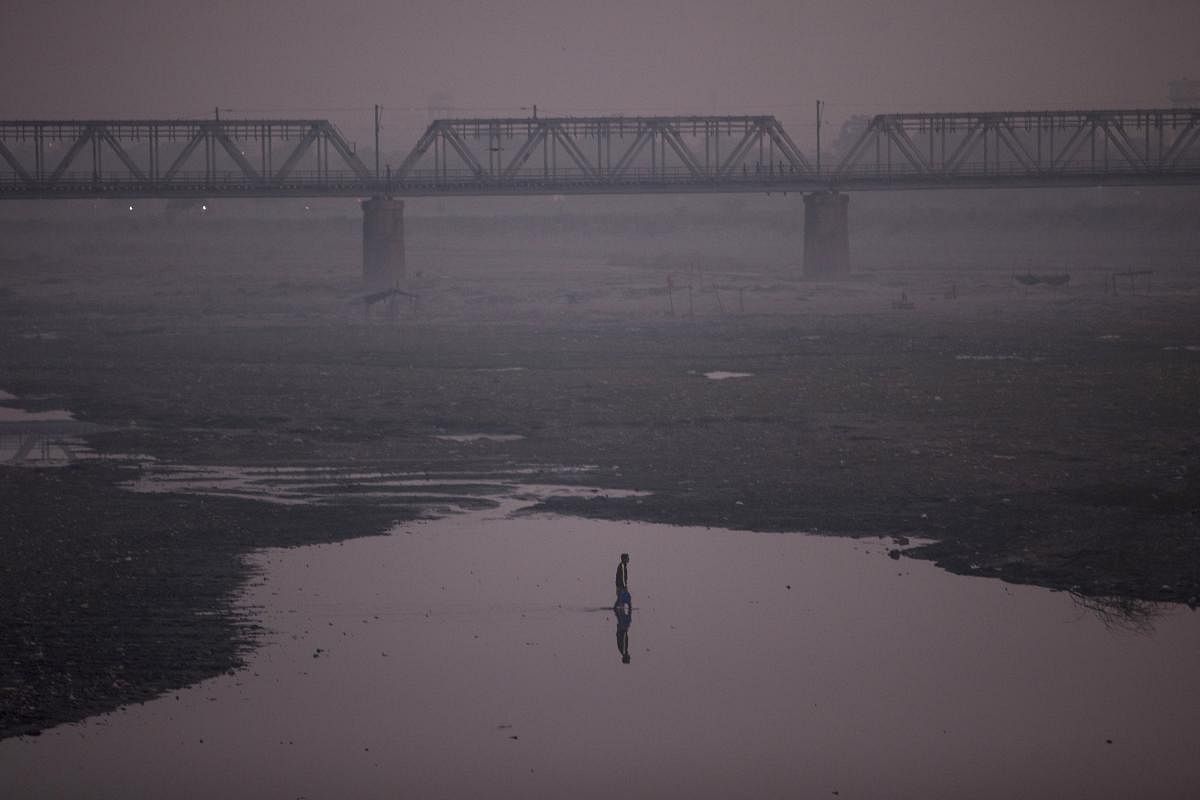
803 192 850 277
362 196 405 287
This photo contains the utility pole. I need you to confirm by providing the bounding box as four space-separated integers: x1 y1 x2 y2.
815 99 822 174
374 104 381 179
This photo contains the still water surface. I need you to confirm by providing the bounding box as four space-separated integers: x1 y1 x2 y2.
3 496 1198 799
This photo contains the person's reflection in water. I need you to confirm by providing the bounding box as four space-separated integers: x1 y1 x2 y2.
615 605 632 664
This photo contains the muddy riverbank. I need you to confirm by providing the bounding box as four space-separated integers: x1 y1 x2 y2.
2 203 1199 737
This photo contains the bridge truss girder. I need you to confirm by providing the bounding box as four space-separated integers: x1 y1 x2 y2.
395 115 814 184
1 108 1199 199
0 119 371 194
832 108 1200 185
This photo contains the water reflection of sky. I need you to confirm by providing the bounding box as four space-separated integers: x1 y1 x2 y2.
2 501 1198 799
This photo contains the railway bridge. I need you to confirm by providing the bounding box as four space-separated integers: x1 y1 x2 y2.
2 107 1198 282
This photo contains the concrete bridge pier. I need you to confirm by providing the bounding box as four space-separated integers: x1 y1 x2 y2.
362 196 405 287
802 192 850 277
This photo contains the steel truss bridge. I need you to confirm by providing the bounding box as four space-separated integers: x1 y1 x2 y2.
1 107 1199 199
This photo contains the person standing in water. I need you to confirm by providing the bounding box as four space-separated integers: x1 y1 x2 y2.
614 553 631 610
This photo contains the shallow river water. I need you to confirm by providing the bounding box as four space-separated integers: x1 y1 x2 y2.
2 494 1198 799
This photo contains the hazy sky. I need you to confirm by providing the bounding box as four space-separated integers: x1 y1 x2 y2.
3 0 1198 145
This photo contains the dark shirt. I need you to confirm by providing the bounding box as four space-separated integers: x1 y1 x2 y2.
615 560 629 590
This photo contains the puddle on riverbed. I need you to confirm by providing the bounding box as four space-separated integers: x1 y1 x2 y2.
0 406 74 423
0 390 99 464
434 433 527 443
127 463 618 517
954 354 1023 361
0 430 82 465
2 494 1197 800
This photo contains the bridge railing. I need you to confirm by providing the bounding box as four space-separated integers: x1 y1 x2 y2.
0 164 818 192
5 162 1200 198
